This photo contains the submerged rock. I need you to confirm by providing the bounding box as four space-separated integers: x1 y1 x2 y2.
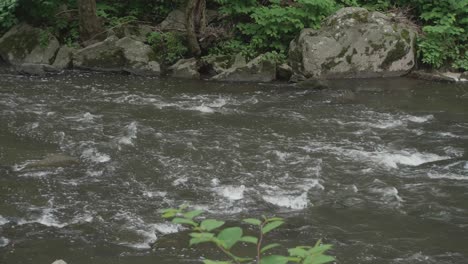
211 54 276 82
409 70 467 83
169 58 200 79
289 7 417 79
52 260 67 264
73 36 160 76
0 23 60 66
25 154 79 169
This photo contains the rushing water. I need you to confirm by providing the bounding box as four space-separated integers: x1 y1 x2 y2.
0 72 467 264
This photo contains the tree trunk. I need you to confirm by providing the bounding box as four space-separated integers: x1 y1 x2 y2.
185 0 206 57
77 0 103 42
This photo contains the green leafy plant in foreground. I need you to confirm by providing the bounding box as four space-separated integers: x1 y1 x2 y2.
161 205 335 264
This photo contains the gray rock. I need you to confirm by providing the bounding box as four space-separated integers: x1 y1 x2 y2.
409 70 464 83
52 46 74 69
26 154 79 169
201 55 234 75
289 7 417 79
211 54 276 82
169 58 200 79
0 24 60 65
15 63 60 76
277 63 293 80
73 36 161 76
459 72 468 81
159 10 186 32
52 260 67 264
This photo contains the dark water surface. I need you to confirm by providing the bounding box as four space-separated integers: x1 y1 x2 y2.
0 73 467 264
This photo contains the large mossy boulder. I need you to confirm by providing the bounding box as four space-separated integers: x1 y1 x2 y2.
211 54 276 82
0 24 60 65
73 36 160 76
289 7 417 79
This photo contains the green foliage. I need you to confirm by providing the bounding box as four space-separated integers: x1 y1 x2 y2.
147 31 188 64
348 0 468 70
0 0 18 33
160 206 335 264
214 0 336 56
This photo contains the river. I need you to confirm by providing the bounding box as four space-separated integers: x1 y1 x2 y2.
0 72 467 264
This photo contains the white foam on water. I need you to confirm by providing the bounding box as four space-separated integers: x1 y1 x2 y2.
465 162 468 170
216 185 245 201
18 208 66 228
207 98 227 108
143 191 167 198
19 170 53 178
370 186 404 203
211 178 220 186
172 177 188 186
81 148 111 163
407 115 434 123
0 237 9 247
118 122 138 146
347 149 449 169
428 172 468 181
190 105 215 113
263 192 309 210
437 132 460 138
0 215 8 225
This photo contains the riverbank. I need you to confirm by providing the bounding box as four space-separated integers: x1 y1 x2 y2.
1 5 466 83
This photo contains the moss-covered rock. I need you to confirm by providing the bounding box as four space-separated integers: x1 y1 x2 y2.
211 54 276 82
169 58 200 79
288 7 417 79
0 23 60 65
73 36 161 76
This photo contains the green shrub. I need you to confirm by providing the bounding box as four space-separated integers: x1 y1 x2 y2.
213 0 336 58
147 31 188 64
0 0 18 34
160 205 335 264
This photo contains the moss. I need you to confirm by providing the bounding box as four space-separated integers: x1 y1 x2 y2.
0 29 40 60
400 29 411 45
369 40 385 51
337 46 349 58
351 11 369 23
381 40 408 69
83 48 127 68
322 57 340 71
346 48 358 64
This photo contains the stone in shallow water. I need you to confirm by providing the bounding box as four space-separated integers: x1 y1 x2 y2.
25 154 79 169
52 260 67 264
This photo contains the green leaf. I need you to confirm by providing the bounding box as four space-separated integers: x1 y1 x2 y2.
189 232 214 238
184 209 204 219
261 243 281 253
217 227 243 249
243 218 262 226
240 236 258 244
266 217 283 222
161 208 178 218
203 260 232 264
260 255 288 264
288 247 309 258
190 237 213 246
172 217 197 226
303 255 335 264
261 221 284 234
200 219 225 231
